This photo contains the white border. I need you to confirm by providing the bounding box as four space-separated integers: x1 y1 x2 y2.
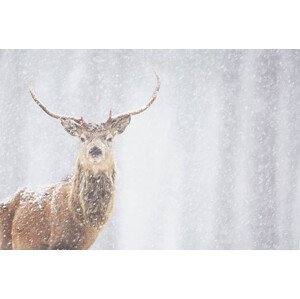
0 251 299 299
0 0 300 48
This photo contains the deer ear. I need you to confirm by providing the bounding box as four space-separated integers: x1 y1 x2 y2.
60 119 82 137
110 115 131 135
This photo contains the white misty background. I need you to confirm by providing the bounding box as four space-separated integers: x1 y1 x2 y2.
0 50 299 249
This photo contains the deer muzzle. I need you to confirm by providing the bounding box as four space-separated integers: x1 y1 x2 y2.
89 146 102 157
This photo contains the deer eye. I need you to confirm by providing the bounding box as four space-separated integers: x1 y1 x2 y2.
80 136 86 142
107 137 113 142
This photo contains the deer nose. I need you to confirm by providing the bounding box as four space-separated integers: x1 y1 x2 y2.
89 146 102 157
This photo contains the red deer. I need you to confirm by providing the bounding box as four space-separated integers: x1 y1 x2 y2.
0 73 160 249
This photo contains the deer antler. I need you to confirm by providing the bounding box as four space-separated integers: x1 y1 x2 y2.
29 71 160 128
29 82 85 124
108 71 160 121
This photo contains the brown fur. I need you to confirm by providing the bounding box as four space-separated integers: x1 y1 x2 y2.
0 161 115 250
0 72 159 250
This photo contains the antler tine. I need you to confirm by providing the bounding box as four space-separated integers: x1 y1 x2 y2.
107 108 112 121
110 71 160 120
29 82 84 123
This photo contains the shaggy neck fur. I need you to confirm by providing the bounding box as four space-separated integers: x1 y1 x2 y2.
69 158 116 230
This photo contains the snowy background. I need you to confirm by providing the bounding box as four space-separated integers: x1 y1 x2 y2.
0 50 299 249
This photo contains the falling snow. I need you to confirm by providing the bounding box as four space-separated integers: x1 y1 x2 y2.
0 49 299 249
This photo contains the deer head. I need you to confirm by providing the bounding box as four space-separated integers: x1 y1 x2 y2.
29 73 160 172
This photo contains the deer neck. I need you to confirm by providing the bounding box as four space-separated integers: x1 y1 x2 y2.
69 158 116 230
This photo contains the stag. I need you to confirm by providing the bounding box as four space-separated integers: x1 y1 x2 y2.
0 73 160 250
